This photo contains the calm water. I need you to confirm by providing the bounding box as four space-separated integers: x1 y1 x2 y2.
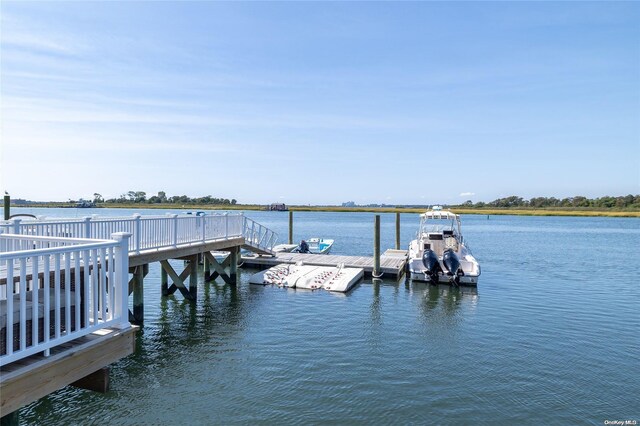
10 208 640 425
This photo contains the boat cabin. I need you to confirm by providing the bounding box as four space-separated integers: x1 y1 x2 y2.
418 208 464 255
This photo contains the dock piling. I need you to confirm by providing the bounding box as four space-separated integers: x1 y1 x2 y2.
373 215 381 278
204 255 210 279
0 410 19 426
229 247 238 284
288 211 293 244
131 264 147 325
395 212 400 250
189 255 198 297
161 266 168 296
3 194 9 220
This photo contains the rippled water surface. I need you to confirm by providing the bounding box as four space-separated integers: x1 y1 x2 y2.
12 208 640 425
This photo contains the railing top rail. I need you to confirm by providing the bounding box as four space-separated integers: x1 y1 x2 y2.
0 234 118 259
0 233 113 245
1 212 246 224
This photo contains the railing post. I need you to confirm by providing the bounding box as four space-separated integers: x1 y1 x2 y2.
84 216 92 239
172 214 178 247
111 232 132 329
225 213 229 238
201 215 206 242
133 214 141 253
12 218 21 235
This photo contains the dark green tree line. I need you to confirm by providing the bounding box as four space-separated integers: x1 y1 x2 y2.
455 195 640 209
103 191 237 205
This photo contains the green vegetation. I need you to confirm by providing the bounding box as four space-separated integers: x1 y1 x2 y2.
289 206 640 217
454 194 640 210
93 191 237 206
3 193 639 218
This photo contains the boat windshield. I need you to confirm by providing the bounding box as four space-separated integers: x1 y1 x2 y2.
421 216 456 233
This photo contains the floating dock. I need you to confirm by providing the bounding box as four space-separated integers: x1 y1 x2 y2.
241 249 408 279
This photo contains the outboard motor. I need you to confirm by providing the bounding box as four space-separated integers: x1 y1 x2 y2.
442 248 464 285
421 249 441 283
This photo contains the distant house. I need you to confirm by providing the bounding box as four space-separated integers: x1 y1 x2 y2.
268 203 287 211
76 199 96 208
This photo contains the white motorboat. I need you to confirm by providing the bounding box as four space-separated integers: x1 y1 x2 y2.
408 206 480 286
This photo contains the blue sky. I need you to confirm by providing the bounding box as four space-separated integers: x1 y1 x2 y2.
1 2 638 205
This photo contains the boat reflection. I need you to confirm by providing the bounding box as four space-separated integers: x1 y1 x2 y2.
406 278 478 320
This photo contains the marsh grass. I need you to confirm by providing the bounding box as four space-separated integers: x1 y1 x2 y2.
8 203 640 218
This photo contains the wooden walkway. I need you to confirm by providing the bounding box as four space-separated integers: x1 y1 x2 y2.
241 249 408 278
1 326 137 415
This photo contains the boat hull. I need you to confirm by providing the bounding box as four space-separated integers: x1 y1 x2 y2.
408 269 479 286
408 241 480 286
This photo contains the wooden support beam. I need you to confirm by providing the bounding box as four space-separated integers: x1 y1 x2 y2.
288 211 293 244
0 411 18 426
203 255 210 277
189 255 198 297
161 266 168 296
205 254 230 282
70 367 110 393
160 260 196 300
203 252 233 284
229 248 238 285
127 264 147 325
133 265 144 324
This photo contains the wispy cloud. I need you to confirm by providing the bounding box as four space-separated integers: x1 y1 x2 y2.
459 192 475 197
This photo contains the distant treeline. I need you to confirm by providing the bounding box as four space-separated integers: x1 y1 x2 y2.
96 191 237 205
453 195 640 210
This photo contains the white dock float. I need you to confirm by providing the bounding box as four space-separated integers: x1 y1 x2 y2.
323 267 364 293
242 250 408 279
249 264 364 293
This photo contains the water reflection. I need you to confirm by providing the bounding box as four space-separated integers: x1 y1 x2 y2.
407 279 478 323
132 270 250 369
370 278 382 325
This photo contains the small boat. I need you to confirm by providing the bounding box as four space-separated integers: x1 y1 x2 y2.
408 206 480 286
275 238 335 254
304 238 334 254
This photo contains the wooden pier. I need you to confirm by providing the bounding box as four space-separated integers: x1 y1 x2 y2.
0 213 278 422
1 211 405 422
241 249 408 279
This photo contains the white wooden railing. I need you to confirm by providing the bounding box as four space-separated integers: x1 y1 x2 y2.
0 213 277 254
0 232 130 366
243 216 278 253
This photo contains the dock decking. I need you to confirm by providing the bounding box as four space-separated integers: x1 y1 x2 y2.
241 249 408 278
0 326 137 415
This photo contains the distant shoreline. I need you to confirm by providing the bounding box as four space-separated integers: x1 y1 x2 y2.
6 203 640 218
